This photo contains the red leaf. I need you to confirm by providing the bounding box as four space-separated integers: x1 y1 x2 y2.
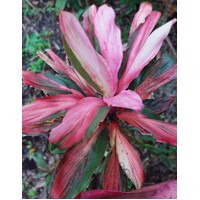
104 147 122 191
118 111 177 146
135 64 177 100
50 127 102 199
76 180 177 199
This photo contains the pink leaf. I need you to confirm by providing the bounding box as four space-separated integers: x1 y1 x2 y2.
37 50 70 77
94 5 123 93
110 123 144 189
129 2 152 39
118 18 176 91
22 70 82 96
38 50 95 96
49 97 107 149
22 94 81 134
82 5 97 46
118 111 177 146
59 10 114 97
76 180 177 199
103 90 144 111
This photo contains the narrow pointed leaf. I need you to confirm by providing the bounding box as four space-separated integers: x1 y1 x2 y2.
135 65 177 100
103 90 144 111
58 105 109 149
76 180 177 199
144 96 176 114
82 5 97 46
38 50 95 96
49 97 108 149
104 146 122 191
94 5 123 93
59 10 114 97
110 123 144 189
129 2 152 39
37 50 70 77
118 111 177 146
65 128 108 198
22 70 82 96
23 94 81 134
134 57 177 100
118 11 161 92
50 127 108 199
118 18 176 91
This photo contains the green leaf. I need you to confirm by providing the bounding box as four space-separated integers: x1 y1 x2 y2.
65 128 109 198
85 106 110 139
32 152 48 170
28 188 37 198
55 0 67 15
141 107 161 120
62 34 103 95
45 174 53 187
49 144 66 154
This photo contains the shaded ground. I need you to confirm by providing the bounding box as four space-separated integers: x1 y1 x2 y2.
22 0 177 198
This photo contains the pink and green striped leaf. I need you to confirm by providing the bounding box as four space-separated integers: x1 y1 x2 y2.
118 111 177 146
22 94 81 134
38 49 95 96
22 70 83 96
118 11 160 83
135 65 177 100
49 97 109 149
59 10 114 97
50 127 108 199
118 18 176 92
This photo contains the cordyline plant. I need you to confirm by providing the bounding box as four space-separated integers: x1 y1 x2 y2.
22 2 177 199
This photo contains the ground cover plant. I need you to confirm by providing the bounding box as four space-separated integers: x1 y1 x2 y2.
22 0 177 198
